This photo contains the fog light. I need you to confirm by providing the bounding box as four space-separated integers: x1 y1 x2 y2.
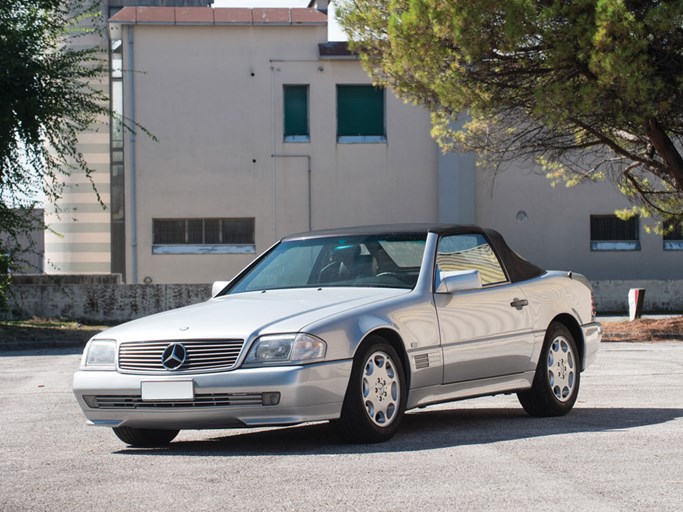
262 392 280 406
82 395 99 408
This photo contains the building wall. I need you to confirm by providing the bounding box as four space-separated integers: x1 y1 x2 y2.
107 7 680 287
42 1 214 277
43 3 112 275
119 18 440 284
475 163 683 281
6 278 683 323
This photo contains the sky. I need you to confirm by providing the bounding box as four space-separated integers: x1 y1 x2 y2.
213 0 347 40
213 1 311 8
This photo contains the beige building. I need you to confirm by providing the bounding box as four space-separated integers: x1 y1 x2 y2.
107 5 466 284
42 3 112 275
42 0 213 276
70 3 679 286
476 167 683 281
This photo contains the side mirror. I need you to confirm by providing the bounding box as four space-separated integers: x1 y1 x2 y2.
436 269 482 294
211 281 231 298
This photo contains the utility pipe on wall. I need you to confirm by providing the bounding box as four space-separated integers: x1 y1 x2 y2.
270 65 277 241
270 59 321 239
271 154 312 232
128 26 138 284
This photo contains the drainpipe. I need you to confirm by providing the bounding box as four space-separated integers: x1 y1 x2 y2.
128 26 138 284
270 64 277 241
271 154 312 231
270 60 320 237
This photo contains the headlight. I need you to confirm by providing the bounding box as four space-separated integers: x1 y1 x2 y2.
82 339 116 368
244 333 326 366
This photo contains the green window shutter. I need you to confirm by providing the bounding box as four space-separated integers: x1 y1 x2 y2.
284 85 309 138
337 85 385 137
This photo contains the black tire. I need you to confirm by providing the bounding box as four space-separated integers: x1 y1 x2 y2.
334 337 407 443
112 426 179 447
518 322 580 417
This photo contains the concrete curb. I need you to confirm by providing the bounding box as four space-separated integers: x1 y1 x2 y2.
2 314 679 352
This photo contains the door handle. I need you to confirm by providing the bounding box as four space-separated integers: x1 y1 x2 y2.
510 298 529 310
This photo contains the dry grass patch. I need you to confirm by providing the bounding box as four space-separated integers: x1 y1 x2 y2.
2 317 682 345
602 317 683 342
0 318 109 344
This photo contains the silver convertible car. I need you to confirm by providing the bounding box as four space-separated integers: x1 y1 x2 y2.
74 224 601 446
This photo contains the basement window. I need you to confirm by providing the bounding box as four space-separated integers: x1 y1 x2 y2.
153 218 255 255
663 220 683 251
590 215 640 251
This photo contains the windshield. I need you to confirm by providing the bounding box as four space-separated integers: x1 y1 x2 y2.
227 233 427 294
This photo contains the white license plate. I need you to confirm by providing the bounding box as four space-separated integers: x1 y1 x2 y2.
141 380 194 401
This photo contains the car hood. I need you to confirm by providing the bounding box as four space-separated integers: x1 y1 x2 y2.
96 287 409 343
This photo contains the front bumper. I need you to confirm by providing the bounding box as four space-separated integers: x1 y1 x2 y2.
73 359 352 430
581 321 602 370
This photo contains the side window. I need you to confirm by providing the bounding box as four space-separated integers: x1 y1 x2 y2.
436 234 507 286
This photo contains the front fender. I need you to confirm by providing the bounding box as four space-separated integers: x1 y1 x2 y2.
306 293 438 356
303 292 441 389
306 310 407 361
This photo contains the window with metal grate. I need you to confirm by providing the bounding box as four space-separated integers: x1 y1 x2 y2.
663 220 683 251
152 218 255 254
590 215 640 251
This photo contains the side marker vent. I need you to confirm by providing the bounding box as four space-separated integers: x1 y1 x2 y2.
414 353 430 370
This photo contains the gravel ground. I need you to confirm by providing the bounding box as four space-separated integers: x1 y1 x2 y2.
0 343 681 511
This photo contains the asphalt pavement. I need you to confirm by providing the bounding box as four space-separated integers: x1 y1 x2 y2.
0 342 681 512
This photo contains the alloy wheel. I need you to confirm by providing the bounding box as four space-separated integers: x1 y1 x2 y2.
547 335 576 402
361 351 400 426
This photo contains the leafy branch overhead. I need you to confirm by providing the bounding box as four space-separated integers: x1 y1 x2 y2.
0 0 109 209
338 0 683 222
0 0 153 287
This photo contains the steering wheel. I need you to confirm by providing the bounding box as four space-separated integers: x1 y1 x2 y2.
376 271 401 279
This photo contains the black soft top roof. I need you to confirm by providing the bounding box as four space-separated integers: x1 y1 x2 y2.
284 224 546 284
481 227 546 283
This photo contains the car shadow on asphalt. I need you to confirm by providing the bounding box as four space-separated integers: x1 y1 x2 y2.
114 406 683 456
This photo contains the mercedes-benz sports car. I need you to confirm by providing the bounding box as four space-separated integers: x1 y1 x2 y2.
73 224 601 446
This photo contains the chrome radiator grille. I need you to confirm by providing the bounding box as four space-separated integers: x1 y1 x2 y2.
118 340 245 372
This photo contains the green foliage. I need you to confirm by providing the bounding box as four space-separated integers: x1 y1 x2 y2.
0 0 108 202
339 0 683 223
0 0 107 306
0 252 9 312
0 202 45 311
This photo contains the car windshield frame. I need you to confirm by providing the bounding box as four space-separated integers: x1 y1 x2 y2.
225 232 428 294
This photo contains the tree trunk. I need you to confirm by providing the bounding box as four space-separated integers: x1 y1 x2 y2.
645 118 683 191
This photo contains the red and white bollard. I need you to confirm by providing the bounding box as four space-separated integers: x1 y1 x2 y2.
628 288 646 321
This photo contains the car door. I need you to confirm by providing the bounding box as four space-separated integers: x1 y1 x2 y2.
434 233 534 384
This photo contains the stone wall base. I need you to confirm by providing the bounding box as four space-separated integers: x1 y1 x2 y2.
5 276 681 323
